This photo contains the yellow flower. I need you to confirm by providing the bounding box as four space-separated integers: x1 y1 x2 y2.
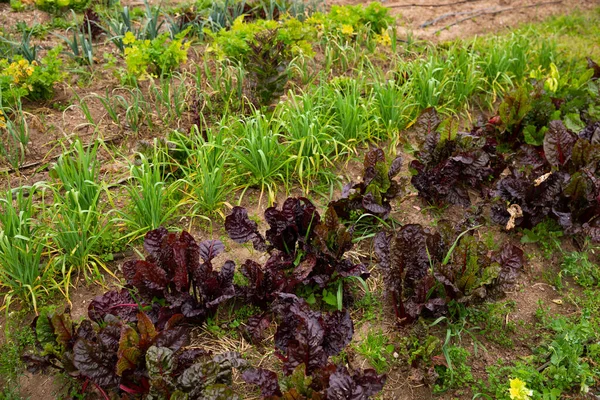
341 24 354 36
123 32 136 45
509 378 532 400
0 115 6 129
376 30 392 47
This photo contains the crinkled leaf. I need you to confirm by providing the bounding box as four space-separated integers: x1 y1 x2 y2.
388 155 403 179
242 368 283 397
22 353 55 374
543 120 576 166
225 207 267 251
413 107 441 138
579 122 600 144
199 240 225 263
73 338 119 388
146 346 175 379
122 260 168 297
322 311 353 357
154 326 189 351
117 325 141 376
49 310 73 347
88 289 139 323
137 312 158 349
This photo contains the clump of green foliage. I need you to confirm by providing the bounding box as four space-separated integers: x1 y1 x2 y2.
561 250 600 287
209 16 314 61
34 0 89 13
307 2 395 37
481 314 600 399
433 346 474 394
0 46 63 108
123 30 191 80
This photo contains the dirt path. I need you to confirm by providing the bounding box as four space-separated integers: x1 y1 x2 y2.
328 0 600 41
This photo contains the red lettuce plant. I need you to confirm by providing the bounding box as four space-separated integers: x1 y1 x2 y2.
225 197 369 300
410 109 505 207
242 294 386 399
23 304 249 399
225 198 369 342
491 120 600 241
121 227 236 321
374 223 524 324
329 148 404 222
22 307 199 397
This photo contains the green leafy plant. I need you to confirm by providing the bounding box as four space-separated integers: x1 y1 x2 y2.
433 346 474 394
34 0 89 13
0 185 52 312
520 219 564 259
232 111 290 205
354 329 396 374
0 46 63 108
209 15 314 62
123 30 190 80
561 250 600 287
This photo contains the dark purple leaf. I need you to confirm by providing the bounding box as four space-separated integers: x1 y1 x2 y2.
88 289 139 323
322 311 353 357
22 353 55 374
327 366 386 400
199 240 225 263
73 338 119 388
143 227 169 259
374 232 390 271
579 122 600 144
154 326 189 351
122 260 168 297
362 193 391 217
225 207 267 251
587 57 600 80
244 313 271 344
173 348 209 375
388 155 403 178
364 148 385 169
544 120 576 166
241 368 282 397
353 368 387 397
413 107 441 138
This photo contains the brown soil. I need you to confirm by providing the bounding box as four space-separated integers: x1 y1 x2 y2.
329 0 600 42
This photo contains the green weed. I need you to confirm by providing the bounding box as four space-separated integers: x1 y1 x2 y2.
353 329 396 374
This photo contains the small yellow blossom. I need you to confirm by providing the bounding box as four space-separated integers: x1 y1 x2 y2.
0 115 6 129
340 24 354 36
123 32 136 45
509 378 532 400
375 30 392 47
